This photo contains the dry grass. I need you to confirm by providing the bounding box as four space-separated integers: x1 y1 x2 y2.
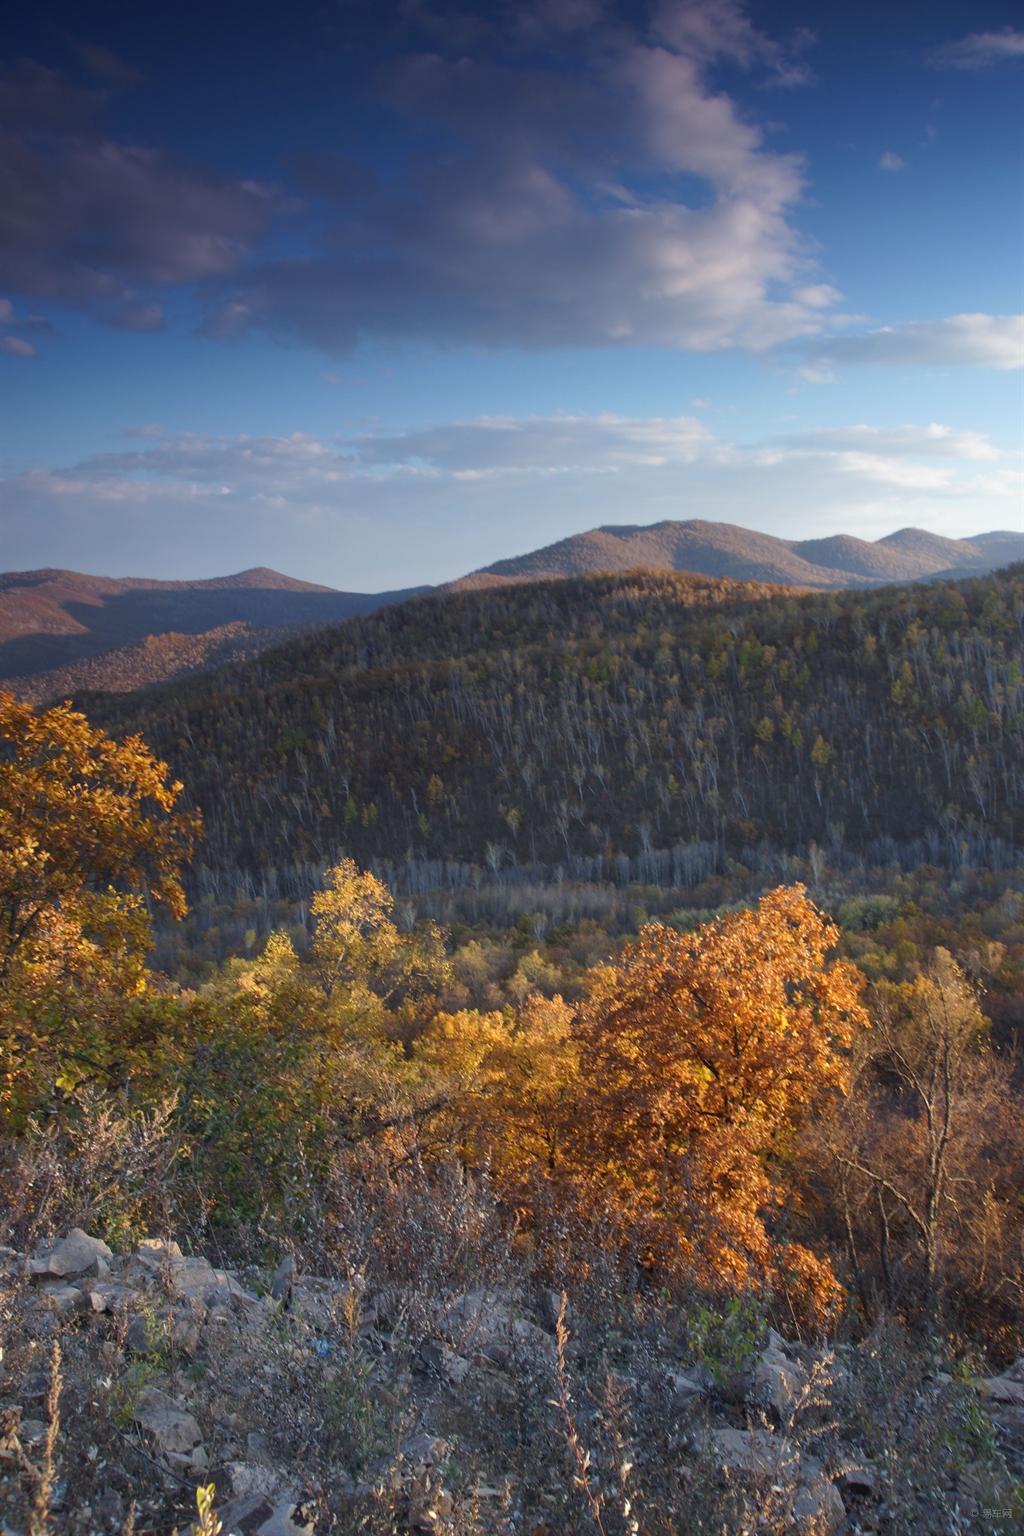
0 1107 1020 1535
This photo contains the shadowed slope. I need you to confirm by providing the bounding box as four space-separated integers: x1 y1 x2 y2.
0 567 432 681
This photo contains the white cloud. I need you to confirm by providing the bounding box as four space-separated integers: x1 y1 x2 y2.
927 29 1024 70
771 423 1004 460
4 414 1016 586
199 2 838 356
808 314 1023 369
878 152 907 172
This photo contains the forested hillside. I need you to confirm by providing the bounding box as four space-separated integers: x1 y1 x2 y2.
80 565 1023 887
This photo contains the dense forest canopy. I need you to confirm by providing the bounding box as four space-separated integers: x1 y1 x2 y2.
79 566 1023 887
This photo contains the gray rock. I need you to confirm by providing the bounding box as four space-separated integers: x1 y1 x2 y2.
708 1427 796 1479
443 1290 554 1372
399 1434 448 1468
792 1457 845 1534
706 1431 843 1535
247 1431 273 1466
837 1463 879 1496
131 1387 203 1456
92 1490 125 1525
271 1255 295 1307
1003 1357 1024 1384
18 1419 46 1445
29 1229 113 1279
39 1284 86 1314
125 1315 164 1355
538 1288 569 1334
753 1356 804 1414
417 1339 471 1384
256 1503 315 1536
214 1461 279 1501
977 1375 1024 1406
215 1493 274 1535
134 1238 184 1271
667 1367 709 1402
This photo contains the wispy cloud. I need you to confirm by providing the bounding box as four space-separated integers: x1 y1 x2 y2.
4 413 1015 585
878 152 907 172
927 28 1024 71
0 298 41 357
806 314 1023 370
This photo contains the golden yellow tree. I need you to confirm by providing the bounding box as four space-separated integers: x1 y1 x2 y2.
416 992 578 1173
0 694 199 1121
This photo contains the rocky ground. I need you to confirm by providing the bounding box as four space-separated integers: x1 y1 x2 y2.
0 1229 1021 1536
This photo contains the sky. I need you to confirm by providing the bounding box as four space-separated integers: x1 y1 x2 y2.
0 0 1021 590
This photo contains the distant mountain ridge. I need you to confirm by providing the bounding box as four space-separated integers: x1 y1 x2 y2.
2 522 1019 701
449 522 1020 592
0 567 431 683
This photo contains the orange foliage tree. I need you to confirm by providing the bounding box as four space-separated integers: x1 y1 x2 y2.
559 887 868 1312
0 694 200 1121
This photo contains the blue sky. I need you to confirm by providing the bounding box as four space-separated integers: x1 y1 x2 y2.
1 0 1021 589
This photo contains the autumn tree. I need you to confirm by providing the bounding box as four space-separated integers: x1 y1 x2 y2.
0 694 199 976
814 949 1024 1327
562 887 868 1310
307 858 450 1037
416 992 579 1173
0 693 199 1122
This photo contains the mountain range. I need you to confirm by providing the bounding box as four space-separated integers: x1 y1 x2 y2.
454 521 1019 591
2 521 1018 702
0 567 428 699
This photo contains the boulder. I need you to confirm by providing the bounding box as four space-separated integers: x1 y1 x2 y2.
39 1284 86 1315
271 1255 295 1307
444 1290 508 1349
705 1430 843 1535
214 1461 279 1501
837 1463 879 1497
977 1375 1024 1406
708 1427 795 1479
247 1431 273 1466
256 1503 315 1536
792 1457 845 1534
125 1315 164 1355
417 1339 471 1384
443 1291 554 1371
667 1366 710 1403
135 1238 184 1271
753 1355 804 1414
131 1387 203 1456
538 1288 570 1334
29 1229 113 1280
215 1493 275 1536
398 1434 448 1469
